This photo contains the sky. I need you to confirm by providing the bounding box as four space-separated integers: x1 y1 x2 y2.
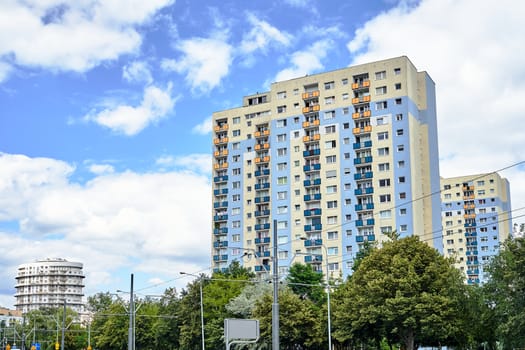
1 0 524 309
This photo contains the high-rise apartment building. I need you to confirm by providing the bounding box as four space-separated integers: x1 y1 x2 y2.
212 56 442 278
14 258 85 313
440 174 512 284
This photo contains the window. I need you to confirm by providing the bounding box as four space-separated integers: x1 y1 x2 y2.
342 78 348 85
277 148 287 156
294 175 300 182
326 170 337 178
400 225 408 232
277 105 287 113
398 160 405 168
232 155 240 162
326 185 337 193
344 152 350 159
294 116 299 123
277 206 288 214
327 231 338 239
379 194 391 203
294 160 300 167
395 98 402 105
343 137 350 144
276 119 287 127
376 86 387 95
394 67 401 75
232 129 240 136
375 71 386 80
232 234 240 242
342 93 349 100
396 129 404 136
343 107 349 115
293 88 299 95
232 181 241 189
232 207 241 215
278 251 289 259
233 116 240 124
344 183 351 190
378 163 390 171
325 125 336 133
398 176 406 183
277 133 287 142
325 140 336 149
277 91 286 99
397 145 404 152
277 162 287 171
277 191 287 200
326 155 337 163
327 216 338 224
345 214 352 221
294 102 299 109
277 176 287 185
399 192 406 199
327 247 339 255
232 168 241 175
324 110 335 119
378 132 389 140
294 131 300 138
343 122 350 129
380 210 391 218
232 220 240 228
325 96 335 105
379 179 391 187
327 200 338 209
232 142 240 150
376 101 387 110
395 83 402 90
344 168 351 174
324 81 335 90
396 113 403 121
378 147 390 156
277 221 288 229
400 208 407 215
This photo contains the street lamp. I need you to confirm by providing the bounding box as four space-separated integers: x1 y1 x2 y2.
300 237 332 350
117 273 135 350
180 272 205 350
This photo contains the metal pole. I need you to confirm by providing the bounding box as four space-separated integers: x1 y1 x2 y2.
272 219 279 350
323 245 332 350
61 300 65 350
199 279 205 350
129 273 134 350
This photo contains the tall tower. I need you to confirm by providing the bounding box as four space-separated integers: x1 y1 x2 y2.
14 258 85 313
212 56 442 279
440 173 512 284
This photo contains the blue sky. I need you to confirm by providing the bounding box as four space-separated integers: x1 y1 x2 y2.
1 0 524 308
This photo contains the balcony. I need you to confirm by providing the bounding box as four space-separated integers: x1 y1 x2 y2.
352 110 372 119
214 188 229 196
353 140 373 149
213 254 228 261
255 183 270 190
354 187 374 195
254 196 270 203
304 208 322 216
302 105 321 114
304 255 323 263
304 193 322 201
254 156 270 164
255 169 270 177
213 201 228 208
255 265 271 272
464 213 476 219
303 149 321 157
213 241 228 248
352 125 373 135
302 90 320 100
255 251 271 258
303 134 321 143
214 149 228 158
214 124 229 132
351 95 371 105
303 163 321 172
213 214 228 222
355 203 374 211
303 178 322 187
213 175 229 183
255 223 271 231
254 210 271 217
254 143 270 151
304 224 322 232
255 237 271 244
351 80 370 90
254 130 270 138
302 119 320 128
303 238 323 247
354 171 373 180
213 227 228 235
213 137 229 145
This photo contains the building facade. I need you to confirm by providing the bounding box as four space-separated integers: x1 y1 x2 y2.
440 174 512 284
212 56 442 279
14 258 85 313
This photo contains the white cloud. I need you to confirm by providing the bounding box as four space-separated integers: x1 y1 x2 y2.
346 0 525 214
88 164 115 175
161 37 233 94
84 84 176 136
156 153 211 175
239 14 292 55
123 61 153 84
0 152 211 305
0 61 12 83
192 116 212 135
0 0 173 76
273 39 335 83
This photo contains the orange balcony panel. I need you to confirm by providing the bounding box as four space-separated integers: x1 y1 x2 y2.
312 119 320 125
351 83 359 89
263 156 270 162
221 162 228 169
263 130 270 136
302 107 311 113
254 131 261 138
213 138 220 144
364 125 372 132
222 124 229 130
352 127 361 135
352 97 360 104
303 136 311 142
352 112 360 119
214 151 220 157
302 91 320 99
255 157 261 163
214 125 220 132
313 105 320 112
255 144 261 150
363 95 371 102
313 134 321 141
303 121 310 128
363 110 371 117
363 80 370 87
222 150 229 156
214 163 220 169
263 143 270 149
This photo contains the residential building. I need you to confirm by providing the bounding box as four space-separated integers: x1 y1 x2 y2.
14 258 85 313
212 56 442 279
441 173 512 284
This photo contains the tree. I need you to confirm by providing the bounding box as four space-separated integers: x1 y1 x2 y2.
152 287 181 350
483 237 525 349
333 236 466 350
286 262 324 304
226 282 272 318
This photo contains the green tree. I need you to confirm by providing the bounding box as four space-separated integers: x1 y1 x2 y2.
286 262 324 304
152 287 181 350
333 236 466 350
484 237 525 349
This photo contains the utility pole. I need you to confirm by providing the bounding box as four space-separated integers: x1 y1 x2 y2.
61 300 66 350
129 273 134 350
272 219 279 350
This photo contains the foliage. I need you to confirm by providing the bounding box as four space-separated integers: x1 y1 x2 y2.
286 262 325 305
483 237 525 350
226 282 272 318
351 240 376 273
333 236 466 350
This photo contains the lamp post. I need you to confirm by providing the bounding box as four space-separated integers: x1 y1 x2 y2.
300 238 332 350
180 272 205 350
117 273 134 350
